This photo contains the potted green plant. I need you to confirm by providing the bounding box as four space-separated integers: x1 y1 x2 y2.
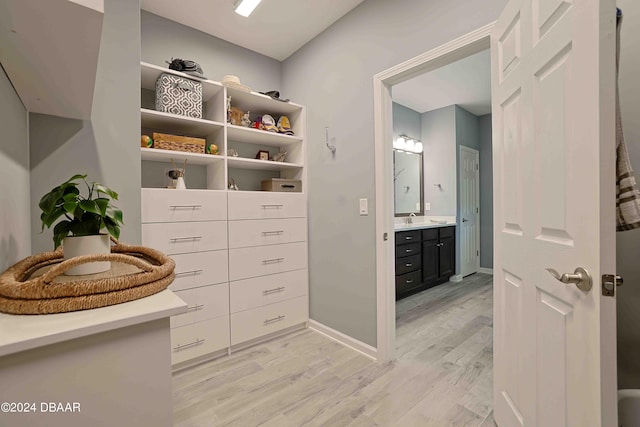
39 174 124 275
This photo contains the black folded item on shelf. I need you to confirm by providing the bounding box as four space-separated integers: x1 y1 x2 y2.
259 90 289 102
166 58 207 79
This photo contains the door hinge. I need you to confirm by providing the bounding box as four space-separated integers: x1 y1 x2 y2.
475 163 479 170
476 250 479 256
602 274 624 296
476 207 479 213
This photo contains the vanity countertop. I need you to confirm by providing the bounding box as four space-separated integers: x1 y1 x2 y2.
394 221 457 231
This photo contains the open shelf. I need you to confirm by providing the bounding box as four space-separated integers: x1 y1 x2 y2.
227 157 303 171
141 62 223 101
141 108 223 136
227 125 302 147
226 86 303 115
141 147 224 165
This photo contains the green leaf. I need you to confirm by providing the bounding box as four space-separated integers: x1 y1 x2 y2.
52 220 71 249
79 200 101 215
40 206 66 229
94 184 118 200
106 206 124 225
104 218 120 239
63 201 78 215
63 174 87 185
38 188 63 213
95 198 109 216
63 192 79 202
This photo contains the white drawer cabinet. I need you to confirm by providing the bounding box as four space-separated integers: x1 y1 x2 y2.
142 221 227 255
230 269 308 313
171 283 229 328
228 192 306 220
230 296 308 346
141 189 227 223
229 242 308 281
170 317 230 365
170 251 228 292
228 218 307 249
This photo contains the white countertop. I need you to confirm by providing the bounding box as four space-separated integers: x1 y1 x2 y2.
394 221 457 231
0 290 187 357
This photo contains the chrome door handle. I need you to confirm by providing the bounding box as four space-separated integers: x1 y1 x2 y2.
546 267 592 292
462 218 469 222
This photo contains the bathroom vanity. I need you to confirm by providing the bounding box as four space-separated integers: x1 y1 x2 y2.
395 223 456 300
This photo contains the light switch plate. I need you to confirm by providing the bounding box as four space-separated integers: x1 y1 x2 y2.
425 202 431 211
359 198 368 215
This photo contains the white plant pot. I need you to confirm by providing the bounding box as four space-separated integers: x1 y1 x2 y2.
63 234 111 275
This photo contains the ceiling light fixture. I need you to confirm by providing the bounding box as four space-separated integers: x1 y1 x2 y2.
234 0 262 17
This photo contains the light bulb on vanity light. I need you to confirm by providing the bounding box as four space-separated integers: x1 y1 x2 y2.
414 142 423 153
234 0 262 17
405 138 415 152
394 136 406 149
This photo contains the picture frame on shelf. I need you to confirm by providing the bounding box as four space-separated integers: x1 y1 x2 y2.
256 150 270 161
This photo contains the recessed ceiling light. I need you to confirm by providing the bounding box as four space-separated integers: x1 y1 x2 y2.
234 0 262 17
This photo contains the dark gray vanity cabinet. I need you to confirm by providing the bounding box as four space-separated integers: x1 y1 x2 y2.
422 226 455 287
395 226 456 300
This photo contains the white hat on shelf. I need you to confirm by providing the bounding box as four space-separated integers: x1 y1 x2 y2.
221 75 251 92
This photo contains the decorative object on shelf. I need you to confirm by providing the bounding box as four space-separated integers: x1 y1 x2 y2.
155 73 203 118
228 106 247 126
169 159 187 190
272 150 287 162
277 116 294 135
140 134 153 148
39 174 124 275
228 177 239 191
152 132 205 154
258 90 290 103
256 150 270 161
206 144 219 155
241 111 251 127
166 57 207 79
251 116 263 129
393 134 423 153
261 114 278 132
227 148 239 157
0 238 175 315
261 178 302 193
221 75 251 92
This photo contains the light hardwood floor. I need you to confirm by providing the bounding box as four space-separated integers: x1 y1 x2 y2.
173 273 495 427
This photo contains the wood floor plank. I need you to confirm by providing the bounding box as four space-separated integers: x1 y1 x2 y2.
172 273 494 427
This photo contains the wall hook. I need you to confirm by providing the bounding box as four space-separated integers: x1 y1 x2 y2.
434 183 443 190
325 127 336 154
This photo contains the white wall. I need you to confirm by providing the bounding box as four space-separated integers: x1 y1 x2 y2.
0 65 30 270
282 0 506 346
423 106 457 217
616 0 640 390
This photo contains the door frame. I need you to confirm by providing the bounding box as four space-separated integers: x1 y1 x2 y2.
459 145 480 277
373 22 494 362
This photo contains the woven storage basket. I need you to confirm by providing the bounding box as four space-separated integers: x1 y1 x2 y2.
153 132 205 154
0 240 175 315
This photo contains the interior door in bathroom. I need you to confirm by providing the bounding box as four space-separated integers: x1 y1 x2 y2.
491 0 617 425
459 145 479 277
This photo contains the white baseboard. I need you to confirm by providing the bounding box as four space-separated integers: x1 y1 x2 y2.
308 320 378 361
478 267 494 275
449 274 463 283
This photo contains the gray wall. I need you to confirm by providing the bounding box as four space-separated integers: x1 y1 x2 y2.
393 102 423 214
616 0 640 390
30 0 141 253
455 106 480 276
422 106 457 217
392 102 421 141
282 0 506 346
141 11 282 92
478 114 493 270
0 65 30 271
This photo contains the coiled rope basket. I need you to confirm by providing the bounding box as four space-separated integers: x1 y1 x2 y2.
0 239 175 315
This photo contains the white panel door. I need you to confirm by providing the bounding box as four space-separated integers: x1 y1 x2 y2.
491 0 617 426
459 146 480 277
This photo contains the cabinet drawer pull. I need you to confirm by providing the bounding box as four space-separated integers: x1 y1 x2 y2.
261 230 284 236
175 269 203 277
263 286 285 295
406 279 414 284
437 243 444 247
170 236 202 241
173 338 205 351
261 204 284 208
186 304 205 312
264 315 286 325
262 258 284 265
405 236 413 240
169 204 202 209
405 249 413 253
405 263 413 267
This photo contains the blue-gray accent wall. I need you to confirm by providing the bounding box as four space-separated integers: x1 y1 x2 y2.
478 114 493 270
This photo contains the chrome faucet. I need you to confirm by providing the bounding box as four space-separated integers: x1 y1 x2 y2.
407 212 416 224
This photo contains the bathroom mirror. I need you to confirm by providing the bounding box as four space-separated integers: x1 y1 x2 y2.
394 149 424 216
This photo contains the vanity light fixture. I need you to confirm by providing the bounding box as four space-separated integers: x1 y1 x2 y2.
234 0 262 17
394 134 422 153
